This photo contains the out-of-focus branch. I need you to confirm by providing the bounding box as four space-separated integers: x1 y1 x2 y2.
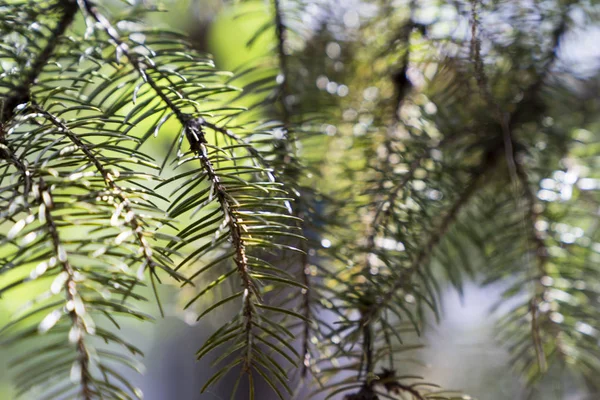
364 150 499 324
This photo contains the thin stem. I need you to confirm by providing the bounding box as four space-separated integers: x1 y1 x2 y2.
38 179 93 400
299 234 311 377
273 0 291 129
272 0 312 377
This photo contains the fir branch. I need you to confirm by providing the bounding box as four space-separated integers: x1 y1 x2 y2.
470 0 574 375
364 151 499 324
32 105 174 314
37 178 93 400
80 0 258 291
80 2 301 393
184 118 259 372
364 0 419 274
1 0 77 133
512 153 569 374
271 0 314 379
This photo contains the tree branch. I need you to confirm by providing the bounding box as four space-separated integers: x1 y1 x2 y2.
1 0 77 135
185 119 257 371
470 0 573 372
80 0 260 369
37 178 93 400
33 106 175 314
364 151 498 323
271 0 313 377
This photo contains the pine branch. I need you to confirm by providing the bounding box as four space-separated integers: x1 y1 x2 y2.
513 158 553 373
363 0 421 280
269 0 317 380
470 0 574 377
184 118 259 372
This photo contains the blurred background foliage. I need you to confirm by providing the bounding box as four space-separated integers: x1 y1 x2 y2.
1 0 599 399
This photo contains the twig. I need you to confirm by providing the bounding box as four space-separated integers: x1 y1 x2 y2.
34 106 173 313
38 179 93 400
80 0 258 367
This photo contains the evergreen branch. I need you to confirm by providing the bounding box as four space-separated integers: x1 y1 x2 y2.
513 154 567 375
470 0 574 376
1 0 77 134
273 0 314 379
184 118 259 372
80 0 258 288
33 105 173 313
270 0 315 379
363 0 420 275
0 105 152 399
364 151 498 324
80 2 301 393
37 178 93 400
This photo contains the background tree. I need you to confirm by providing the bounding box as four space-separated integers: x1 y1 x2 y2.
0 0 599 399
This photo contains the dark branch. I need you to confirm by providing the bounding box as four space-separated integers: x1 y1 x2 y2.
185 119 257 371
1 0 77 133
470 0 573 373
272 0 312 377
